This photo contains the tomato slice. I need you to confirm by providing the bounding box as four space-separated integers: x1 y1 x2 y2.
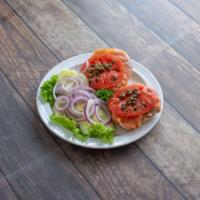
81 53 124 90
108 83 159 117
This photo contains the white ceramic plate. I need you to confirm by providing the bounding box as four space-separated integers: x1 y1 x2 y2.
36 53 163 149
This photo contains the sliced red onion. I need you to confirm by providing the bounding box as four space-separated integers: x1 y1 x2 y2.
54 76 90 99
61 77 79 91
84 99 110 124
53 83 63 99
68 86 95 94
53 71 113 125
96 104 112 124
78 86 95 93
68 89 95 100
68 97 88 118
53 78 78 98
54 96 70 112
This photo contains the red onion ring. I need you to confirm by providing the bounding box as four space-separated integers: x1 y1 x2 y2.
84 99 110 124
53 72 113 125
68 97 88 118
68 89 95 100
96 104 112 124
54 96 70 112
54 76 89 98
61 77 79 91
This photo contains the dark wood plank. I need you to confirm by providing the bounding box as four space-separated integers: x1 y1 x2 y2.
0 0 186 199
0 71 101 200
3 0 106 60
62 0 200 132
0 173 18 200
117 0 200 71
138 102 200 200
169 0 200 24
6 0 200 198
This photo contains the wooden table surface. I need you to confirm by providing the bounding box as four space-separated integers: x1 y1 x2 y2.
0 0 200 199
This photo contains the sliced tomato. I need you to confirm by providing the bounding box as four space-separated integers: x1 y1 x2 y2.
108 83 159 117
81 53 124 90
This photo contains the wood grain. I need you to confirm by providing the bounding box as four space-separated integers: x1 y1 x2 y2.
62 0 200 132
169 0 200 24
0 1 185 199
4 0 106 60
0 173 18 200
1 0 200 199
117 0 200 71
0 71 101 200
138 102 200 200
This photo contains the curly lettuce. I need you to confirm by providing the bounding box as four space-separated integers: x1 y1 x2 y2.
40 75 58 107
50 113 114 143
88 123 114 143
50 113 87 141
95 89 114 101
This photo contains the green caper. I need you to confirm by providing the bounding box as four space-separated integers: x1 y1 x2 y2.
121 104 126 111
133 89 138 94
127 90 132 95
133 97 137 101
119 92 126 98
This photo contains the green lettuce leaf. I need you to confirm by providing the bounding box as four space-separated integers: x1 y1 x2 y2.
50 113 87 141
50 113 114 143
95 89 114 101
88 123 114 143
40 75 58 107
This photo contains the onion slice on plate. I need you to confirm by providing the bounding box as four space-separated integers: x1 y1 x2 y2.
85 99 111 125
53 75 88 98
96 104 112 124
68 97 88 118
54 96 70 112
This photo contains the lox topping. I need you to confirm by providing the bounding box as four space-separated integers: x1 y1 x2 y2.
81 48 131 90
109 83 158 117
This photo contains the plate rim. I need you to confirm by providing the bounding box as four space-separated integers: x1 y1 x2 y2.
36 53 163 149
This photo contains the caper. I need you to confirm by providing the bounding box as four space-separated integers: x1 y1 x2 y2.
119 92 126 98
121 104 126 111
127 90 132 95
126 100 131 105
141 102 146 107
132 93 138 98
132 99 136 103
111 76 117 81
133 97 137 101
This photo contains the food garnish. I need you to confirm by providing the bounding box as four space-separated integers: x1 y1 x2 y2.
95 89 114 101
